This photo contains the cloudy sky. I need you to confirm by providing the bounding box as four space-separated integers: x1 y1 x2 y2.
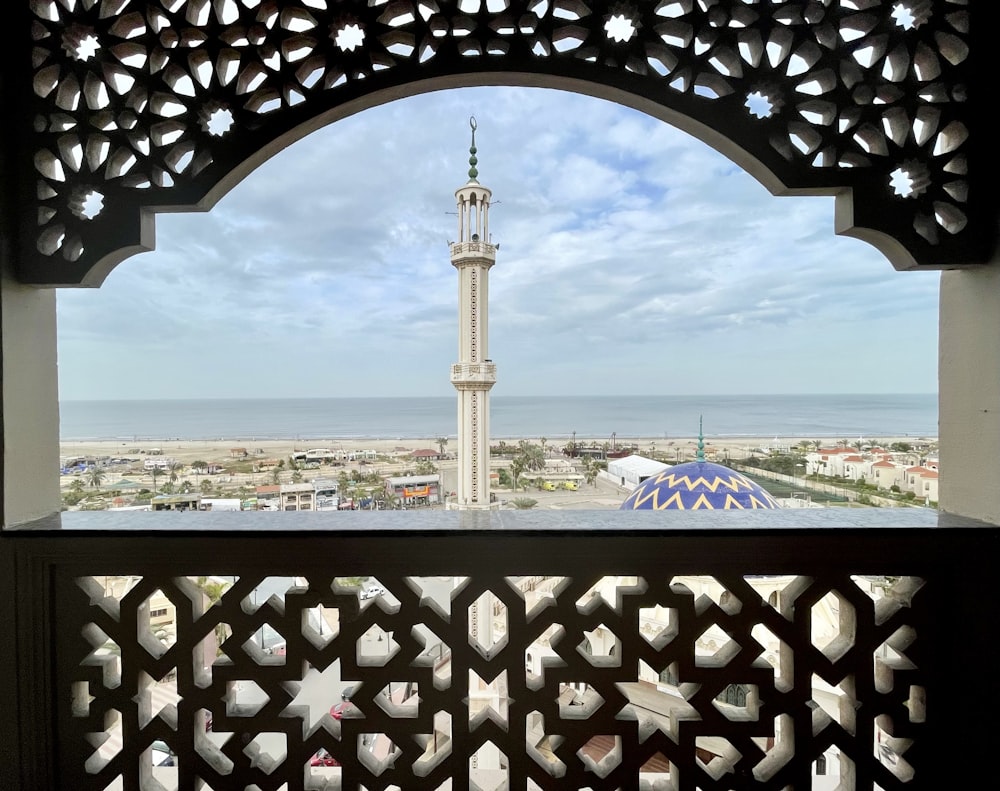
57 86 939 401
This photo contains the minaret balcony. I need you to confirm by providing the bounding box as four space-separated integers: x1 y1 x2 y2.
451 362 497 385
450 241 497 262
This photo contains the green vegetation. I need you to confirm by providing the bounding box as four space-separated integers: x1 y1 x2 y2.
510 497 538 510
414 460 437 476
509 441 545 491
742 453 809 476
739 457 934 508
194 576 231 654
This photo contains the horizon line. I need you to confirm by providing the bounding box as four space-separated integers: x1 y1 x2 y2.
60 392 939 403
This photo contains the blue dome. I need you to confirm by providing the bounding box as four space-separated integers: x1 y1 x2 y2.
620 461 781 510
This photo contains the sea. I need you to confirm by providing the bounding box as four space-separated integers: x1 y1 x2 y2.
58 394 938 442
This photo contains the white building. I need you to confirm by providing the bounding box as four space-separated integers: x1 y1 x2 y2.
312 478 339 511
143 456 175 470
450 118 498 510
904 466 939 502
602 454 670 491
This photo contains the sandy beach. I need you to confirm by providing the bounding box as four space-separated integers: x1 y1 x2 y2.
60 434 937 467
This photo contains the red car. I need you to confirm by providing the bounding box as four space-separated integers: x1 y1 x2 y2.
330 685 356 720
310 749 340 767
330 700 355 720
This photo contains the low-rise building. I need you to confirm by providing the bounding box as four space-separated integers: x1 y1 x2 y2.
143 456 175 470
200 498 241 512
386 475 441 506
292 448 338 464
602 455 670 491
905 466 939 502
280 482 314 511
410 448 445 462
870 459 905 490
313 478 340 511
255 484 281 511
150 493 200 511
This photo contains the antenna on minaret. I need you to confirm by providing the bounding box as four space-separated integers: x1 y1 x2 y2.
468 116 479 181
697 415 706 462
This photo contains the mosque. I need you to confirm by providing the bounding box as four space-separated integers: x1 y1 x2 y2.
620 420 781 511
445 124 779 514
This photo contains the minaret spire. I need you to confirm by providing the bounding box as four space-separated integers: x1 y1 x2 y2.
696 415 706 462
450 118 497 509
468 116 479 181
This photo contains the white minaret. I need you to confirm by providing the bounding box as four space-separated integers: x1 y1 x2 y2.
451 117 497 510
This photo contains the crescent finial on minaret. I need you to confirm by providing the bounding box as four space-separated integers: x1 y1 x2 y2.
468 115 479 180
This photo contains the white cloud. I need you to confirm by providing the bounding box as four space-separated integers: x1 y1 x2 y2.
57 87 939 400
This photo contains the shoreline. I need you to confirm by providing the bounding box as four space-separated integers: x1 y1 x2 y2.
59 431 939 442
59 434 938 466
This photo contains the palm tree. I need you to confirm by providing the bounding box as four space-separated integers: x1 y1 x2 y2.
149 465 163 493
195 576 231 655
199 479 215 496
168 462 183 486
87 467 104 489
337 471 350 497
510 458 525 492
436 437 448 456
379 490 401 510
507 442 544 492
291 470 303 483
517 441 545 473
540 437 548 457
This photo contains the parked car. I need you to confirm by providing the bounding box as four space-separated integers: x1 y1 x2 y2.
310 749 340 767
331 685 356 720
359 583 385 600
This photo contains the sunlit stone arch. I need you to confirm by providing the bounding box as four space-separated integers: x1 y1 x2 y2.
18 0 985 286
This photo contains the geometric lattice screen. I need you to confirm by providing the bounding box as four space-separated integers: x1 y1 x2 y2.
59 572 926 790
23 0 981 284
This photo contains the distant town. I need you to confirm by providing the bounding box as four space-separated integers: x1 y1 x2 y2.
59 435 940 512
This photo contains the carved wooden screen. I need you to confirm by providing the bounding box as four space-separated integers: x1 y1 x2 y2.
19 0 984 285
51 528 933 791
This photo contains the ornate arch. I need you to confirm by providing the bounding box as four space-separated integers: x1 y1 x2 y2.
15 0 988 285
